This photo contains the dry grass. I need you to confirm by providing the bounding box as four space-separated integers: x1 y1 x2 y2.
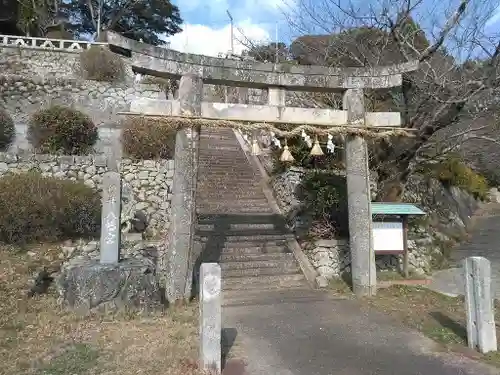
376 270 429 281
361 285 500 367
0 245 204 375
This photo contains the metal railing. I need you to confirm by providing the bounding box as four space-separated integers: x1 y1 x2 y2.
0 34 108 51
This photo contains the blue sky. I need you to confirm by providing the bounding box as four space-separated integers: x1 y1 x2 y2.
166 0 289 56
165 0 500 58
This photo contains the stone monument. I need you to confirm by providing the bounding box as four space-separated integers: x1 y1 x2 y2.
56 171 163 314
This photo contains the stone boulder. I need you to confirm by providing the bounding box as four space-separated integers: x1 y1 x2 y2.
57 258 163 314
403 174 479 240
488 187 500 203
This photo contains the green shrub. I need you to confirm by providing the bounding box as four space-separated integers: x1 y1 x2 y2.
28 105 98 155
141 75 171 89
80 46 124 82
122 117 176 159
297 171 348 237
0 172 100 244
0 107 15 151
434 156 489 200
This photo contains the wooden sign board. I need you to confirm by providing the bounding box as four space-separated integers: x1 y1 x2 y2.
373 221 404 254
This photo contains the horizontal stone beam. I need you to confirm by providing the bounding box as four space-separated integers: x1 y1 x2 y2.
106 32 418 92
129 98 401 127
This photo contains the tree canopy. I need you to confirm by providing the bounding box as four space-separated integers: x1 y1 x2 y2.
62 0 183 45
245 42 290 63
3 0 183 44
283 0 500 197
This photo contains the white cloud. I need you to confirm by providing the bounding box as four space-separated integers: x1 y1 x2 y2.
166 21 271 57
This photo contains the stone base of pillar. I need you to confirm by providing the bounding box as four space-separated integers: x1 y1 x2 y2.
57 258 163 315
352 284 377 297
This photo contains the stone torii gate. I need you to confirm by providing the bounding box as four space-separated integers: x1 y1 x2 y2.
108 31 419 300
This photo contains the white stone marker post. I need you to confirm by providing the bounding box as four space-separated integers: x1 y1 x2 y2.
463 256 497 353
100 171 122 264
199 263 222 373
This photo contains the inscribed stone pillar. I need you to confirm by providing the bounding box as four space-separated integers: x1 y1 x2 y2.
463 257 497 353
237 87 249 104
343 89 377 297
268 87 286 107
199 263 222 372
166 73 203 303
100 171 122 264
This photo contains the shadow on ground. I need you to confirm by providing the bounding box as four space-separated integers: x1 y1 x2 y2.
429 311 468 342
190 212 290 300
221 327 248 375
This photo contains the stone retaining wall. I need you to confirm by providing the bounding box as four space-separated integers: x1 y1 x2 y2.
306 238 433 278
0 74 162 127
0 152 174 234
270 168 436 276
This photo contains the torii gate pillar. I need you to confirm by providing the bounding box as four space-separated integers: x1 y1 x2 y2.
344 89 377 297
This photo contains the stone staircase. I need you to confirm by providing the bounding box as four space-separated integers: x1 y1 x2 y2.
195 128 309 297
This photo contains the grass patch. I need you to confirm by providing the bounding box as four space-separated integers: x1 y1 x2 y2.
34 343 100 375
0 245 205 375
328 272 355 295
362 285 500 367
376 270 427 281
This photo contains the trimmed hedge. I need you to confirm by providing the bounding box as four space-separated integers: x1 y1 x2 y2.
80 46 125 82
0 107 15 151
122 117 176 159
28 105 98 155
0 172 101 244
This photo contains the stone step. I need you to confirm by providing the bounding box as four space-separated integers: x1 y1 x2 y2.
200 244 289 256
196 222 277 231
198 161 252 168
200 138 238 143
197 182 263 189
199 147 241 153
198 147 243 153
198 152 246 157
198 143 241 148
197 178 261 186
197 191 266 200
197 206 273 214
196 233 293 242
222 274 307 291
197 212 283 222
220 258 298 271
197 172 257 180
198 159 249 165
197 188 264 196
223 266 301 278
197 199 271 208
197 198 270 206
199 138 239 143
219 252 294 262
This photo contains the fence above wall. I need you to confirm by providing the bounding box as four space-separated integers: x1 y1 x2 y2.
0 34 108 52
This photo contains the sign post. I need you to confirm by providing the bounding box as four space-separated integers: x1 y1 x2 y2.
371 203 426 278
